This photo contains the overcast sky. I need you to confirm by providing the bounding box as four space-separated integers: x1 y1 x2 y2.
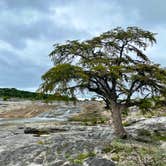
0 0 165 92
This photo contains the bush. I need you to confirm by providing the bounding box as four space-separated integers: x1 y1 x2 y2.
69 102 109 125
3 96 9 101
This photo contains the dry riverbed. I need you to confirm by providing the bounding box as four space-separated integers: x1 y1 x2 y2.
0 100 165 166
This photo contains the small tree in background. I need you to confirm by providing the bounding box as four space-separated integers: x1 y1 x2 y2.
39 27 166 137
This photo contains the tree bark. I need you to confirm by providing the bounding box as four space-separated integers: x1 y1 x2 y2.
111 103 127 138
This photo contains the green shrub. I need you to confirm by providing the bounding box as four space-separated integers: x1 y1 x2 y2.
69 103 109 125
69 152 96 164
3 96 9 101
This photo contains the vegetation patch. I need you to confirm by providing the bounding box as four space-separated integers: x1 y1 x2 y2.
102 139 166 166
143 107 166 117
136 129 166 143
37 140 45 145
69 103 109 125
68 152 96 164
0 88 76 101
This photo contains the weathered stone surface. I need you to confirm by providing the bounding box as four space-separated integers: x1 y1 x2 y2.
1 116 165 165
84 157 115 166
0 100 165 166
126 117 166 135
0 124 115 166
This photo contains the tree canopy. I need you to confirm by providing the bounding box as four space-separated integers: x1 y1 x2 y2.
0 88 75 102
39 27 166 137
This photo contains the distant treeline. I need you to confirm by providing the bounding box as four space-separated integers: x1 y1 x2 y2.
0 88 76 101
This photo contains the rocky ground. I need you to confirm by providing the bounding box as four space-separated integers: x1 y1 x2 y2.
0 100 165 166
0 100 83 118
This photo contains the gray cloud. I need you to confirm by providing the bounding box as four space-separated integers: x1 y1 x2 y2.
0 50 47 89
0 0 90 49
0 0 165 91
116 0 166 25
0 0 53 12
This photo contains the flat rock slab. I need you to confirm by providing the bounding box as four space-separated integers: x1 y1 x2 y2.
0 117 165 165
0 124 115 166
85 157 115 166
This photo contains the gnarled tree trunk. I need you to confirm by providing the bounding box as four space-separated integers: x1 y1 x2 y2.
111 104 127 138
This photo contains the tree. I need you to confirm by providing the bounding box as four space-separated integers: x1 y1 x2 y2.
39 27 166 137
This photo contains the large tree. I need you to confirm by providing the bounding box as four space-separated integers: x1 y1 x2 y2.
39 27 166 137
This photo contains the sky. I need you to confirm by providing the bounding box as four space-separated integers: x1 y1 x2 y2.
0 0 166 92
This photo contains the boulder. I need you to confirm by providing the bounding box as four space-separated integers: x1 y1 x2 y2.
84 157 115 166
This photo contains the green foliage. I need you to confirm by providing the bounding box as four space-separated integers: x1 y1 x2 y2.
2 96 9 101
37 140 44 145
69 152 96 164
121 107 129 117
139 98 153 114
69 112 108 125
0 88 76 101
76 152 96 160
44 93 76 103
0 88 43 100
40 26 166 137
102 146 113 153
40 26 166 110
69 103 109 125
